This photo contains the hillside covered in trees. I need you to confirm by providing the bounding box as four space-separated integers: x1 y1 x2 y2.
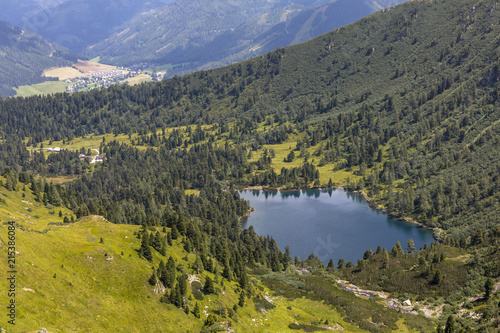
85 0 408 76
0 21 77 97
2 0 500 331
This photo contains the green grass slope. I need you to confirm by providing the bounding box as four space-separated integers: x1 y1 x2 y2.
0 179 378 332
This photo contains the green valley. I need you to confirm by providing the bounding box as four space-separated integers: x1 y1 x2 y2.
2 0 500 331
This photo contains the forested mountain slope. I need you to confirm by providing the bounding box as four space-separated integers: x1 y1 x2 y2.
0 21 77 97
2 0 500 239
1 0 499 240
0 0 168 53
86 0 408 75
2 0 500 331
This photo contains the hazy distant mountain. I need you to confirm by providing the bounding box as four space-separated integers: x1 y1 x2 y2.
0 0 170 53
0 21 77 97
86 0 408 76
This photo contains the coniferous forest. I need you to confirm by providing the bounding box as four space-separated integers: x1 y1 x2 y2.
3 0 500 331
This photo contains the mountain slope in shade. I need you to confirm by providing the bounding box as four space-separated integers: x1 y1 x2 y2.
0 21 77 98
0 0 169 53
86 0 408 76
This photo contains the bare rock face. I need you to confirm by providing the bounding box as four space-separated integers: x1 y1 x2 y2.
38 329 48 333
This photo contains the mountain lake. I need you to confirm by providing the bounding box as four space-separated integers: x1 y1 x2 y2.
240 189 435 264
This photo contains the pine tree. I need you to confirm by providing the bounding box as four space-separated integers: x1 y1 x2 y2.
391 241 404 256
239 269 247 289
139 231 153 262
166 256 176 288
382 252 390 269
485 278 494 299
204 276 215 294
222 262 232 281
167 231 173 246
153 231 161 251
148 271 157 286
444 315 455 333
178 274 187 297
193 302 201 318
406 238 416 254
238 291 245 307
169 282 182 307
327 259 335 269
433 269 443 285
51 185 62 206
337 258 345 270
160 237 167 256
157 260 167 286
171 225 179 240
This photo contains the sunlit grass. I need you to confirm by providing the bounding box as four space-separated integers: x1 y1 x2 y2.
14 81 71 97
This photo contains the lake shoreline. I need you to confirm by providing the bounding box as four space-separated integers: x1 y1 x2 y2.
239 186 440 241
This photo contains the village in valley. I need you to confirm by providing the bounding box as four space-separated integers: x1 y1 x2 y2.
64 63 166 93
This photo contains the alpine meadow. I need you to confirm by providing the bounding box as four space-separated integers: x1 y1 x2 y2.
2 0 500 332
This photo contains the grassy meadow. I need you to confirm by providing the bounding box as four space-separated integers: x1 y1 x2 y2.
43 67 84 80
0 176 375 332
14 82 71 97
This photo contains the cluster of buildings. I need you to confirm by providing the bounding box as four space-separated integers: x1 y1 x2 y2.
78 154 105 163
45 149 105 164
65 65 167 93
65 70 128 93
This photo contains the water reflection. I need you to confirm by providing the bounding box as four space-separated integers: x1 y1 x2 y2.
240 189 434 264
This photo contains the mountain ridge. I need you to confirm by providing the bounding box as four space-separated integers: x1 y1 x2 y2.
85 0 409 76
0 21 77 97
1 0 500 331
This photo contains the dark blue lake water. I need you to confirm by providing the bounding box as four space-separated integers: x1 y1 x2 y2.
240 189 435 264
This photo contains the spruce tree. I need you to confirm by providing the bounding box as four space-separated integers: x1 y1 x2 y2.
166 256 176 288
204 276 215 294
485 278 494 299
171 225 179 240
160 237 167 256
382 252 390 269
169 282 182 307
239 269 247 290
153 231 161 251
337 258 345 270
193 302 201 318
157 260 167 286
222 263 232 281
406 238 416 254
444 315 455 333
433 269 443 285
178 274 187 297
148 271 157 286
140 231 153 262
238 291 245 307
